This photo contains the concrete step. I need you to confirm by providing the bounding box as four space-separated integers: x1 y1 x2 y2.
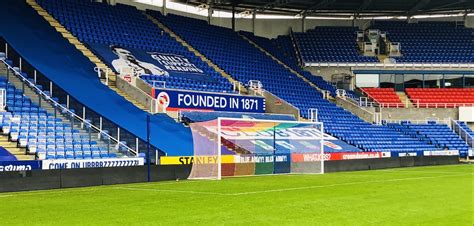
396 92 413 108
0 135 33 160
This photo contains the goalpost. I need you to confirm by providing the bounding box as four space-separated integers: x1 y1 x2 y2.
188 117 324 180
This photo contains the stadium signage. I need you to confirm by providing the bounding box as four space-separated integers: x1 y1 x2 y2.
0 160 42 171
153 88 266 113
160 152 391 165
42 158 144 170
423 150 459 156
161 155 235 165
391 152 421 157
291 152 391 162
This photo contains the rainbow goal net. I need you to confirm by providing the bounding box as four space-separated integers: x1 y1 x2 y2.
188 118 324 180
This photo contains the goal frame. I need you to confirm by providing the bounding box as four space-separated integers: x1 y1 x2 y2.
216 117 325 180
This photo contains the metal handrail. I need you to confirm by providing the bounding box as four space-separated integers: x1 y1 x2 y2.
412 100 474 108
452 120 474 148
1 58 138 156
384 119 450 125
305 62 474 69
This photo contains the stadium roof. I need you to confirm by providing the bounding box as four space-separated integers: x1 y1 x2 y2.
172 0 474 18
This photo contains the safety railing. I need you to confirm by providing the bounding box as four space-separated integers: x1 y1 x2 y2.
1 58 138 157
379 103 407 108
248 80 264 96
358 97 378 108
151 80 166 89
305 62 474 69
383 119 450 125
308 108 318 122
0 88 5 110
452 120 474 148
412 100 474 108
94 67 112 85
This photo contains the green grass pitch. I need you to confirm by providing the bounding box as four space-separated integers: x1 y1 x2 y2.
1 164 472 225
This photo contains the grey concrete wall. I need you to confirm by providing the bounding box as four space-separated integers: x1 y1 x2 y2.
335 97 374 123
465 16 474 28
380 108 459 122
263 90 300 119
136 78 153 95
305 67 352 84
116 77 154 111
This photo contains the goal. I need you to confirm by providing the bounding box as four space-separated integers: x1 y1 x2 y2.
188 117 324 180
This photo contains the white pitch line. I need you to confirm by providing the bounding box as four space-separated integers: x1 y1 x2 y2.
113 186 227 196
0 180 199 198
0 170 471 198
228 173 470 196
0 187 104 198
111 173 470 197
376 169 471 175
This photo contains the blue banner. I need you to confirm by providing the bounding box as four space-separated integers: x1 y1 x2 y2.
153 88 266 113
391 151 423 157
0 160 42 171
87 43 212 81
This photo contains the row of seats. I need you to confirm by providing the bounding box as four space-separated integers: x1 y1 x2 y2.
140 74 234 93
406 88 474 107
361 88 403 107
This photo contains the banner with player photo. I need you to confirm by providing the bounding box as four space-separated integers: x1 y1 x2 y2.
87 43 210 81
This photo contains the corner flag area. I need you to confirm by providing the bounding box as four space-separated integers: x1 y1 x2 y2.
1 164 472 225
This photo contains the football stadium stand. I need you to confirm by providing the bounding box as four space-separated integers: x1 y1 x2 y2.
371 21 473 63
293 27 379 63
0 0 471 160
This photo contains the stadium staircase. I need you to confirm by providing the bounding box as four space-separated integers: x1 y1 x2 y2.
26 0 149 112
239 34 324 94
0 64 33 160
145 13 247 94
0 135 32 160
396 92 413 108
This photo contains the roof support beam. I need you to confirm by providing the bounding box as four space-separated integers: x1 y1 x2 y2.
355 0 372 18
407 0 431 17
299 0 336 17
255 0 292 12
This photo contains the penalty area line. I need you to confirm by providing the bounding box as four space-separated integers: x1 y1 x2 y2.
228 173 469 196
112 186 228 196
111 173 469 197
